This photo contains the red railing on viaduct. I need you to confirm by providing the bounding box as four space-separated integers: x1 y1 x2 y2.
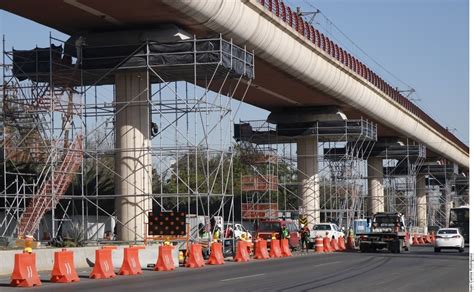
257 0 468 154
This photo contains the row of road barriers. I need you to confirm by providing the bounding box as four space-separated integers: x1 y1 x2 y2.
5 237 355 288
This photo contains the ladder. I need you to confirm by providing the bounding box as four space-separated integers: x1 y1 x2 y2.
16 134 83 237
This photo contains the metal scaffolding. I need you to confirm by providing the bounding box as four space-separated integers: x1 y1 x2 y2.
381 142 426 228
235 118 378 231
1 33 254 244
420 163 460 228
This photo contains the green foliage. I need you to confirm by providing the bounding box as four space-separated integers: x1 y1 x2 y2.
51 222 86 247
158 144 299 211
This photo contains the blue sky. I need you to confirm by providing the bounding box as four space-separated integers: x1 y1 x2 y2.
291 0 469 144
0 0 469 144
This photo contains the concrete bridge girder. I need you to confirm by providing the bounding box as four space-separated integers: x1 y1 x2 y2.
163 0 468 170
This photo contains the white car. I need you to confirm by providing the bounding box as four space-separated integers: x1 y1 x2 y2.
434 228 464 253
310 223 344 244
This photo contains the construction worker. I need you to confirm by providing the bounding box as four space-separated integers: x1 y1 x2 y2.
300 225 310 252
281 224 290 240
213 226 221 242
198 223 211 259
23 235 35 253
198 223 210 241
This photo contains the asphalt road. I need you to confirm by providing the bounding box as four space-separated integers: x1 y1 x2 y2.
0 246 468 292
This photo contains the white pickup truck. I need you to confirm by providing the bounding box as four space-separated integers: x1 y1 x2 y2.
309 223 344 245
224 223 252 240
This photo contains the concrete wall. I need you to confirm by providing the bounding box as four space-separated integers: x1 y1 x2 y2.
0 244 179 275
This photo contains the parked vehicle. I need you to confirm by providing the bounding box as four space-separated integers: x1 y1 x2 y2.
257 220 300 249
449 206 469 243
434 228 464 253
309 223 344 247
224 223 252 240
353 219 371 235
358 212 409 253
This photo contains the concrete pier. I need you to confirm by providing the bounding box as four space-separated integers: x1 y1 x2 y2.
416 174 427 229
367 157 384 215
297 136 319 227
114 71 152 241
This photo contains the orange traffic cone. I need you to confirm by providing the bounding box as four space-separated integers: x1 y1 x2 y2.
90 247 116 279
323 236 332 252
254 240 270 260
155 245 175 271
346 235 355 251
208 242 225 265
315 236 324 253
331 237 339 251
338 236 346 251
280 239 292 257
119 246 145 275
269 239 282 258
50 249 80 283
186 243 205 268
234 240 250 262
10 252 41 287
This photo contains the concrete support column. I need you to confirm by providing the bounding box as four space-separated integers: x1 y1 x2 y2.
445 182 453 228
416 174 427 230
297 136 319 228
115 71 152 242
367 157 384 216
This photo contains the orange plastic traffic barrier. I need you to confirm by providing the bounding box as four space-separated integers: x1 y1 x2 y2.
331 237 339 251
234 240 250 262
315 236 324 253
50 249 79 283
119 246 145 276
337 236 346 251
424 235 431 244
186 243 205 268
412 234 419 245
90 247 116 279
208 242 225 265
419 235 427 244
10 252 41 287
280 238 292 257
323 236 332 252
155 245 175 271
270 239 282 258
254 240 270 260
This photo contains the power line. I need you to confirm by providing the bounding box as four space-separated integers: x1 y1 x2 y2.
299 1 468 144
301 0 414 91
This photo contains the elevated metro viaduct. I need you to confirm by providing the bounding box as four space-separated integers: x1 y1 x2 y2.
2 0 468 238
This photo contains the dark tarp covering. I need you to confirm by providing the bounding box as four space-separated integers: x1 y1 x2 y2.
80 39 253 78
11 26 254 83
12 45 63 81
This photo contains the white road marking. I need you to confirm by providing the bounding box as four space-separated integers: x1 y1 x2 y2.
221 273 265 282
313 261 341 268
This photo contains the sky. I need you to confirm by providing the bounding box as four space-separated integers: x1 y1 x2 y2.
0 0 469 144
